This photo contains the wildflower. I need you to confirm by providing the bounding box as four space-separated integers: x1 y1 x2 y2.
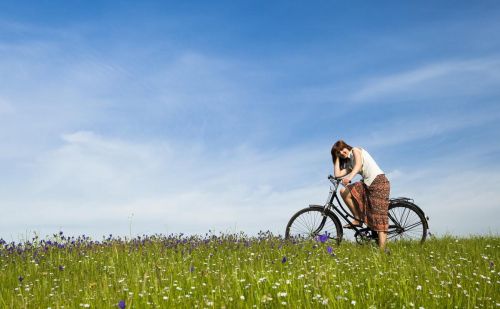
118 300 125 309
59 265 65 271
190 265 195 272
317 232 329 243
351 300 356 305
281 256 287 263
277 292 287 297
327 246 335 256
416 285 422 290
240 295 245 300
18 276 24 283
489 261 495 269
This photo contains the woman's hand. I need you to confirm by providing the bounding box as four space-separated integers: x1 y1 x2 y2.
342 175 352 186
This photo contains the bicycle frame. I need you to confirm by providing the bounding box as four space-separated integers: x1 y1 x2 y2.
311 177 367 235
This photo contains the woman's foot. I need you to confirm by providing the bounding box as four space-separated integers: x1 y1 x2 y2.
343 221 362 229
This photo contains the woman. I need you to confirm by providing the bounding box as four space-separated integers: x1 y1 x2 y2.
331 140 390 249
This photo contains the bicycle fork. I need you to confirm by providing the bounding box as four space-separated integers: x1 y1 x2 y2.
311 212 329 236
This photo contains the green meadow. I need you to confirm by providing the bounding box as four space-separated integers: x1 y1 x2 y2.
1 233 499 308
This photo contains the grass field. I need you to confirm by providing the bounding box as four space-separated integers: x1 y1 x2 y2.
1 232 499 308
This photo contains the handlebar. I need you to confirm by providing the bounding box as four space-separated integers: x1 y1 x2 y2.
328 174 352 183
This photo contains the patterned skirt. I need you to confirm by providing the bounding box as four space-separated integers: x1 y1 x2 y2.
347 174 391 232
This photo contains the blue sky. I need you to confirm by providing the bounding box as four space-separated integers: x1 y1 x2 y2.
1 1 499 240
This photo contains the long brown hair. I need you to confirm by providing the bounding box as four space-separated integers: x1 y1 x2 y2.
331 140 353 169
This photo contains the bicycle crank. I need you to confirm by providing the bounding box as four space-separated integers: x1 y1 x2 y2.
354 228 378 245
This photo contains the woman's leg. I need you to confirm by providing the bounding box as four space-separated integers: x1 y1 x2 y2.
340 187 362 225
378 231 387 250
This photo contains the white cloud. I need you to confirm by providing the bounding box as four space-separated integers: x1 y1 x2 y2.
389 166 500 237
355 109 500 148
2 129 497 240
0 131 329 239
349 57 500 103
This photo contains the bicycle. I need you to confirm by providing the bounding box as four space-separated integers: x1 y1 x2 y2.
285 175 429 245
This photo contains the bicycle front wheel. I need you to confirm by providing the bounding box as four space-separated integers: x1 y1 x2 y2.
285 207 343 244
387 202 428 243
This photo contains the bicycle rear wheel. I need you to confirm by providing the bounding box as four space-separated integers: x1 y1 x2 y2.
285 207 343 244
387 202 428 243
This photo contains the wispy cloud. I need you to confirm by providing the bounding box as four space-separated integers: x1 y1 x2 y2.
349 57 500 103
3 129 497 239
0 131 329 238
388 164 500 236
355 108 500 149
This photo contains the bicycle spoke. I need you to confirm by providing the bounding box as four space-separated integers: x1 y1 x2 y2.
387 203 426 243
286 209 342 243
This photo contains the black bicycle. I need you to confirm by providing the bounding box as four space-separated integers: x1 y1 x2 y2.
285 175 429 245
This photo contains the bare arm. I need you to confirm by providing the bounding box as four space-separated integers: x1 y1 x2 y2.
343 148 362 182
334 156 349 178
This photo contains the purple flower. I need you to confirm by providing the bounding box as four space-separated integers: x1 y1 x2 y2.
118 300 126 309
59 265 65 271
18 276 24 282
490 261 495 270
281 256 287 264
190 265 195 272
327 246 335 256
318 232 329 243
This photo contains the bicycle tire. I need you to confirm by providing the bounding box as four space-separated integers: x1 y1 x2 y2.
285 207 343 245
387 202 428 243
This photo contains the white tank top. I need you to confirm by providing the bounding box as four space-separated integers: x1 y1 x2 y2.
347 147 384 186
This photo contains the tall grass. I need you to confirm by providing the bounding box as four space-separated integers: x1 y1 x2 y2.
1 232 498 308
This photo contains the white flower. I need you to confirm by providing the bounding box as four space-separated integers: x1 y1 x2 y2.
277 292 287 297
240 296 245 300
351 300 356 305
416 285 422 290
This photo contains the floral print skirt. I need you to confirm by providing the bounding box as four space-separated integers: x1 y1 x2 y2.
347 174 391 232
